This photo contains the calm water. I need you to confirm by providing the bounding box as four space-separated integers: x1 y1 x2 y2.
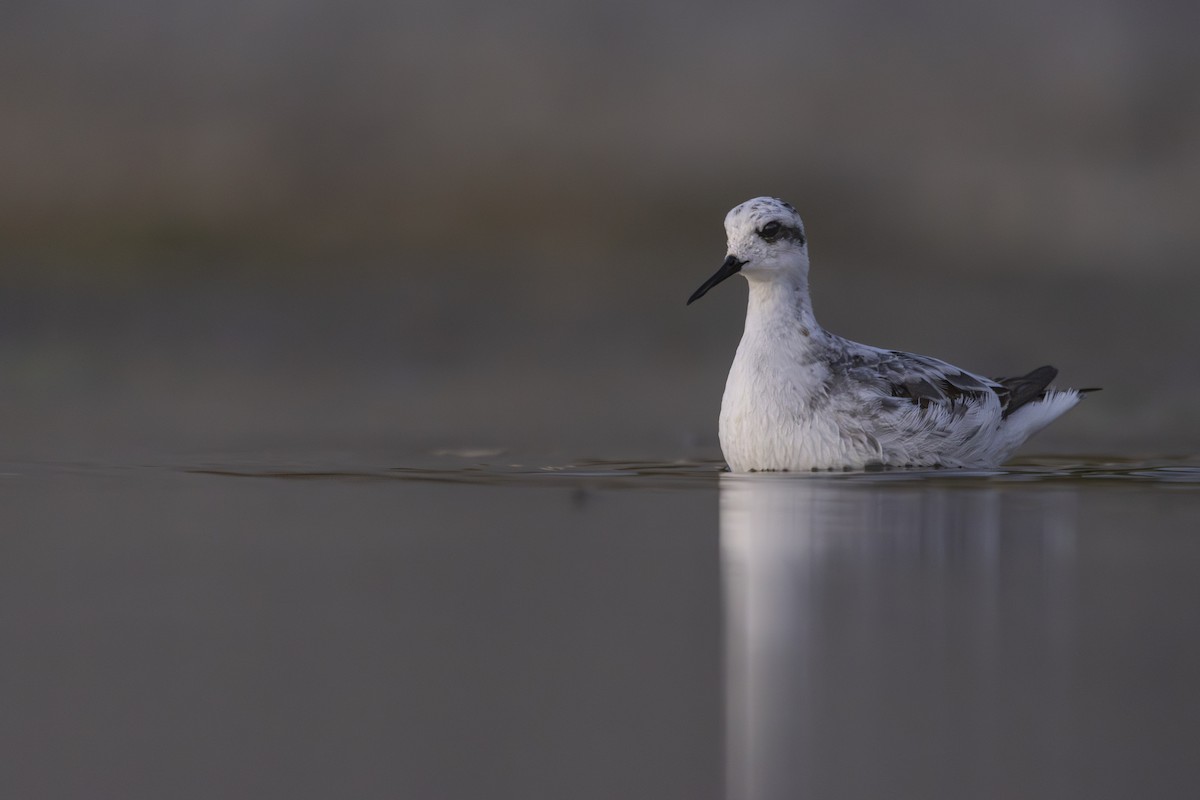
2 454 1198 799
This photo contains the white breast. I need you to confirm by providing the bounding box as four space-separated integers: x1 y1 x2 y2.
718 332 870 471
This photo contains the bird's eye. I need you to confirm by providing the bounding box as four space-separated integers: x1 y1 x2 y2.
760 221 782 240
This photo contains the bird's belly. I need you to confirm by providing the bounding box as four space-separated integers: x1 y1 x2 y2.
718 359 875 471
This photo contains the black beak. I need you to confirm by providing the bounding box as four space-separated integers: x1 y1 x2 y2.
687 255 747 305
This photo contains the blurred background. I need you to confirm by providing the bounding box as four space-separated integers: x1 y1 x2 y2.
3 0 1197 462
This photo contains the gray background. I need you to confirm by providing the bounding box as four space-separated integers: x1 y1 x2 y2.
3 0 1197 459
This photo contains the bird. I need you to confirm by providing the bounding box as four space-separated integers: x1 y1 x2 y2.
687 196 1094 472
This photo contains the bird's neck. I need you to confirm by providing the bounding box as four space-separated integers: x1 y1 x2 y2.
743 272 820 341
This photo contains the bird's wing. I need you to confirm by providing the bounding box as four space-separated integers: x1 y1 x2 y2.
833 342 1063 419
991 365 1059 418
830 345 1002 417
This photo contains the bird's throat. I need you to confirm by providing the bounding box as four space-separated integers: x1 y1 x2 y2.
744 275 819 342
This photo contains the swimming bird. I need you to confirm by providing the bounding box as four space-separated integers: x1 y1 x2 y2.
687 197 1092 471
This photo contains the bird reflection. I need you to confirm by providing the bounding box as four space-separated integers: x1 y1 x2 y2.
721 475 1077 800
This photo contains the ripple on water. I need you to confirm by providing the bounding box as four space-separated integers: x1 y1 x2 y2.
179 453 1200 490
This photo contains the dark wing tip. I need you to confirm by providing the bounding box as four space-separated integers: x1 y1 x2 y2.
994 365 1060 418
1025 365 1059 384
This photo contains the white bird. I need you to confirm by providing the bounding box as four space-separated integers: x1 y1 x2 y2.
687 197 1094 472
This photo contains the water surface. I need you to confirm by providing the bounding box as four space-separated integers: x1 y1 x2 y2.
2 455 1198 799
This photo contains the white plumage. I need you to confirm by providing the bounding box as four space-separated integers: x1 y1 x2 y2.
688 197 1090 472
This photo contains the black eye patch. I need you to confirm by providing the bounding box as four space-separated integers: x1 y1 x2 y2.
758 221 805 246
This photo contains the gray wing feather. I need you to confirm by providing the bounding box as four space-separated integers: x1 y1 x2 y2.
844 349 998 412
827 339 1061 422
